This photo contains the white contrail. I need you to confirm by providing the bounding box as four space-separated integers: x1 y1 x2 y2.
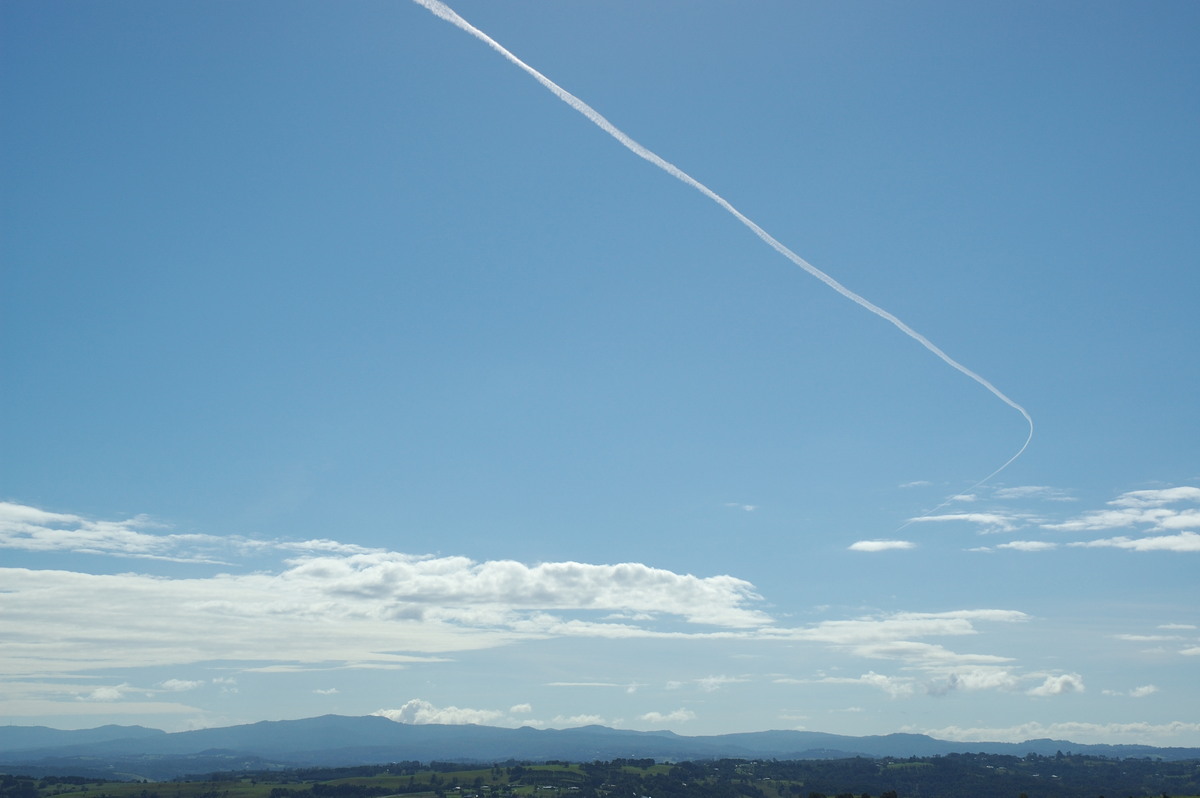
411 0 1034 496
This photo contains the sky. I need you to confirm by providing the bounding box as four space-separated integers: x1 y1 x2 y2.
2 0 1198 746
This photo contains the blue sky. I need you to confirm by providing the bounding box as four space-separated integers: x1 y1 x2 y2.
2 0 1198 745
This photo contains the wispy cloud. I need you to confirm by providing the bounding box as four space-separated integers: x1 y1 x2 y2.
696 674 748 692
813 671 916 698
1045 486 1200 534
849 539 915 552
1068 532 1200 552
996 540 1057 552
0 501 380 563
159 679 205 692
640 708 696 725
907 512 1030 534
0 502 1068 722
1104 685 1158 698
993 486 1075 502
915 720 1200 745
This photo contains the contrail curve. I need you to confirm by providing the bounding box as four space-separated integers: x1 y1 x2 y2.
411 0 1034 502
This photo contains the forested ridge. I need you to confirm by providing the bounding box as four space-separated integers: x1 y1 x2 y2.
5 753 1200 798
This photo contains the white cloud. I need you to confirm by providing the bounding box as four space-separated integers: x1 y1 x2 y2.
1130 684 1159 698
2 698 200 717
996 540 1057 552
281 552 770 628
1159 623 1197 630
899 481 932 488
724 503 757 512
639 708 696 725
848 539 914 552
786 610 1027 649
925 669 1021 695
548 714 607 728
1046 486 1200 534
159 679 205 692
907 513 1028 533
1111 487 1200 508
1028 673 1085 697
1068 532 1200 552
1180 646 1200 656
0 501 379 564
1114 634 1182 642
993 486 1074 501
817 671 915 698
509 703 532 714
916 720 1200 745
373 699 504 725
696 674 748 692
81 683 133 702
313 688 339 695
0 545 773 681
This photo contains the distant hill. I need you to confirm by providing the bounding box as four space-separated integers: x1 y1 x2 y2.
2 715 1197 780
0 724 165 753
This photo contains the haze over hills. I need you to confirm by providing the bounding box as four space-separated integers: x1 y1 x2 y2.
3 715 1198 780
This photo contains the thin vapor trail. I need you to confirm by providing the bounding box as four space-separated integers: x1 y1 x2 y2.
412 0 1034 499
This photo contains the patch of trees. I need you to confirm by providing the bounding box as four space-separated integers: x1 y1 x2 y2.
1 776 39 798
40 752 1200 798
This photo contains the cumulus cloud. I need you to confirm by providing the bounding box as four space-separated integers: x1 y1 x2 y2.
313 688 339 695
1028 673 1085 697
1130 685 1159 698
848 539 914 552
924 668 1020 695
281 553 770 628
373 699 504 725
0 501 1053 720
0 536 775 680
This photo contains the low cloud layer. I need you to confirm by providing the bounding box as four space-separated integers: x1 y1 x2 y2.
3 499 1190 742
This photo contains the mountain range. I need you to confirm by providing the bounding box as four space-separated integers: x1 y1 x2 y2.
2 715 1198 781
